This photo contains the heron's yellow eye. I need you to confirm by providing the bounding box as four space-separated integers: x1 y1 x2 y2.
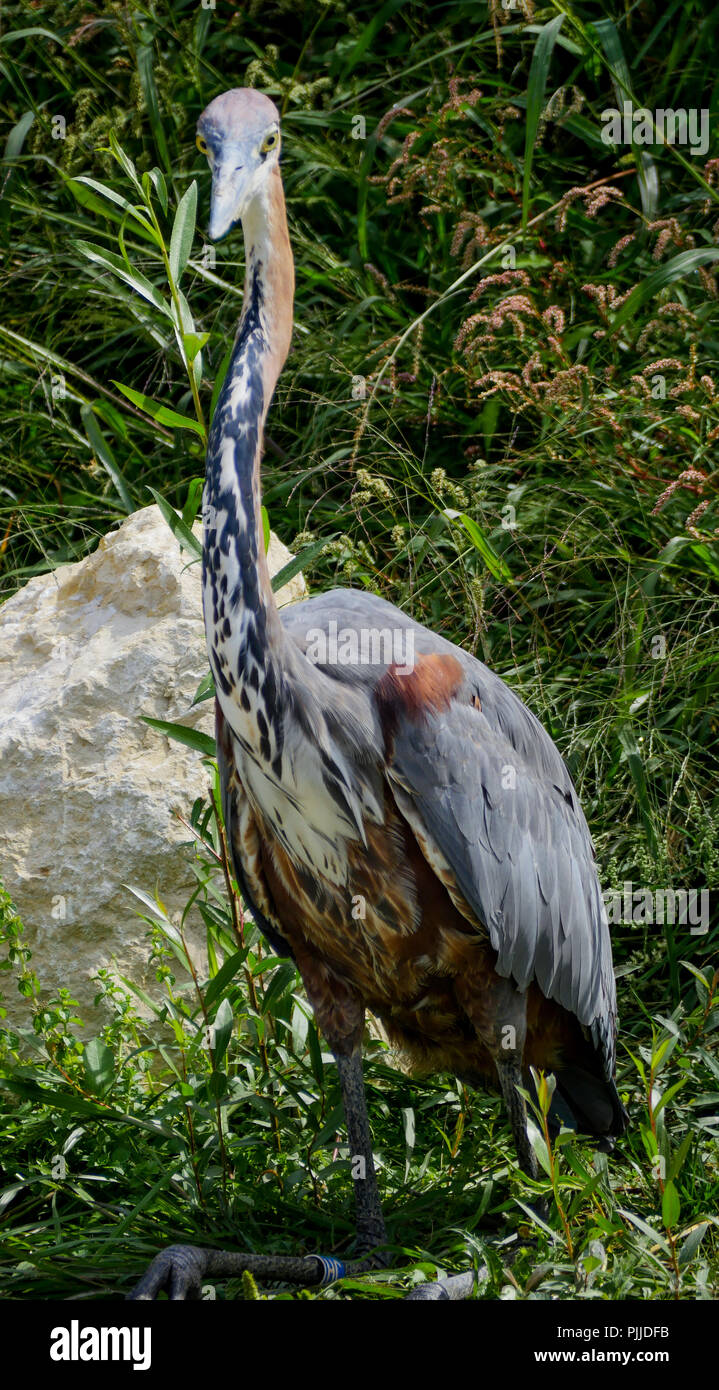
261 129 280 154
196 134 209 155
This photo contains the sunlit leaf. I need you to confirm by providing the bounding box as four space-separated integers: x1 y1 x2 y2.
112 382 205 436
170 182 198 284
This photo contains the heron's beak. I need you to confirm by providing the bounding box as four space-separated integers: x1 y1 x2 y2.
208 155 254 242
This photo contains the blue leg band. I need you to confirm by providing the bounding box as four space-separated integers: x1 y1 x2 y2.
314 1256 347 1286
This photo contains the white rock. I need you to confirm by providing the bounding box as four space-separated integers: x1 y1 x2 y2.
0 505 305 1029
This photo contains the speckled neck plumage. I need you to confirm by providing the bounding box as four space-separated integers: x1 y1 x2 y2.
202 169 294 760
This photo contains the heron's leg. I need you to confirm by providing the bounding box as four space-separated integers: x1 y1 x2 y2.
494 1054 537 1179
397 977 537 1304
455 970 538 1180
334 1048 388 1254
128 958 389 1300
333 1047 477 1300
291 944 388 1259
127 1052 388 1300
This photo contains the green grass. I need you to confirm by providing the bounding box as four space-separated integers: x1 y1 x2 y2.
0 0 718 1300
1 846 717 1301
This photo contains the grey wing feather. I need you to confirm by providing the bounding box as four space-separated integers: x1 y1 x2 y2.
389 697 617 1075
281 589 617 1076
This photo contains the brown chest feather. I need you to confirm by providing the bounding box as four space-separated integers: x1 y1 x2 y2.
247 787 580 1081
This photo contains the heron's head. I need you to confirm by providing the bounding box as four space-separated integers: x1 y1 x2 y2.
196 88 281 241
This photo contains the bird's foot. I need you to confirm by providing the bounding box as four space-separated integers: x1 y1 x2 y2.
128 1244 210 1301
405 1269 477 1301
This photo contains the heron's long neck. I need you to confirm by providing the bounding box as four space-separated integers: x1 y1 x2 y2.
203 169 294 719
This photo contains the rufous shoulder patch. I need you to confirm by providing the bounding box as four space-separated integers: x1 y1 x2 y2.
375 651 464 755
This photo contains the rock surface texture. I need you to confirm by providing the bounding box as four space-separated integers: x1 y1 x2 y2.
0 505 305 1028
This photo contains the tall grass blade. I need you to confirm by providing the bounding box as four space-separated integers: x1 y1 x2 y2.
522 13 565 231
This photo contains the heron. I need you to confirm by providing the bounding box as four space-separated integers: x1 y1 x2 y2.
130 88 627 1301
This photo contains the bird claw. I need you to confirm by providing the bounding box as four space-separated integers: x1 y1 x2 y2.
127 1244 209 1301
404 1270 477 1301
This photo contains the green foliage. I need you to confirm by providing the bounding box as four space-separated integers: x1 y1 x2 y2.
0 857 718 1300
0 0 718 1299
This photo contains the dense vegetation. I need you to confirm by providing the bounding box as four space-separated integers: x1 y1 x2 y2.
0 0 717 1300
